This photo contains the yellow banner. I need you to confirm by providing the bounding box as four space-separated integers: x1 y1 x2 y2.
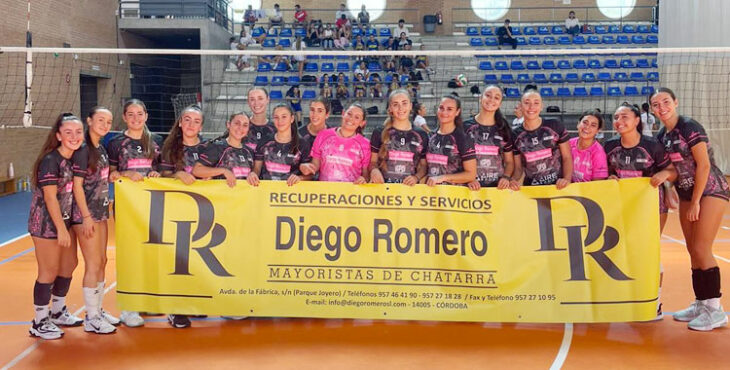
115 178 660 323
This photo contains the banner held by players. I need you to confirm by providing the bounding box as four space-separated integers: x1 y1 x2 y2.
115 178 660 323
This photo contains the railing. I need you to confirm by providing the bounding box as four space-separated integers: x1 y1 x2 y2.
119 0 234 33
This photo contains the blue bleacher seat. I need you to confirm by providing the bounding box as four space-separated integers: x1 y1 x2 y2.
485 37 498 46
500 74 515 84
637 25 650 33
336 54 349 60
573 87 588 96
368 62 382 72
379 28 391 37
538 26 550 35
590 86 604 96
254 76 268 86
517 73 531 83
557 60 571 69
594 25 607 34
484 74 498 83
630 72 646 81
551 26 564 34
614 72 629 82
321 55 334 59
495 61 508 70
352 27 362 36
625 86 640 96
558 36 571 45
588 36 601 44
540 87 555 97
608 25 620 33
271 76 286 86
533 73 548 84
636 59 650 68
295 28 307 37
257 62 272 72
617 35 630 44
542 60 556 69
549 73 564 83
479 61 493 70
510 60 525 70
287 76 300 86
622 25 636 33
262 39 276 48
336 62 349 72
529 36 541 45
608 86 622 96
641 86 655 95
384 74 393 83
573 35 586 45
470 37 484 47
524 26 536 35
557 87 571 97
511 27 521 35
588 59 602 69
602 36 616 44
302 90 316 99
269 90 283 100
621 59 636 68
566 73 579 83
466 27 479 36
280 28 293 37
278 38 292 47
543 36 557 45
252 27 265 37
526 60 540 70
647 72 659 81
651 24 659 33
304 63 318 72
605 59 619 68
651 58 658 68
321 63 334 72
275 62 290 72
647 35 658 44
268 28 278 37
505 88 520 98
481 26 494 36
516 37 527 46
598 72 612 82
573 59 587 69
582 72 596 82
632 35 645 44
367 28 376 36
306 55 319 60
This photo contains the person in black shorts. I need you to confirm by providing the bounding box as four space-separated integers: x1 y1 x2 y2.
651 88 730 330
71 107 117 334
193 112 256 188
511 90 572 190
464 85 515 190
425 94 476 186
244 87 276 153
370 89 428 185
251 104 303 186
299 97 331 180
28 113 84 340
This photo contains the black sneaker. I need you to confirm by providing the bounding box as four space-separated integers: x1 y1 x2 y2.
168 314 191 328
29 317 64 340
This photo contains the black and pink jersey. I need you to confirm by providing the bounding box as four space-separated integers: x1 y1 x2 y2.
243 121 276 153
512 119 569 186
298 125 319 164
160 142 204 174
370 126 428 183
426 128 476 181
71 144 110 223
106 133 161 175
657 116 730 201
28 150 74 239
464 119 514 187
604 135 671 213
197 140 255 179
255 140 302 180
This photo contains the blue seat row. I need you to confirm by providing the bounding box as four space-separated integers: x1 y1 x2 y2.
470 34 657 47
483 71 658 84
268 90 319 100
466 24 657 36
478 58 657 71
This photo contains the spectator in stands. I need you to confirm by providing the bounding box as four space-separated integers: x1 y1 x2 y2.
336 81 350 99
320 80 333 99
393 19 409 38
337 72 347 85
336 14 350 30
358 5 370 26
407 80 419 98
399 46 415 74
291 36 306 77
383 57 397 72
366 34 379 51
244 5 258 28
269 4 283 26
511 102 524 130
565 11 580 37
320 74 330 88
641 102 656 136
322 24 335 50
384 36 398 51
397 32 412 49
286 85 303 125
307 22 322 47
239 29 255 46
335 3 348 22
412 102 431 134
371 75 384 99
387 74 400 96
334 26 350 49
354 61 370 81
293 4 307 26
353 74 367 98
229 37 244 71
496 19 517 50
353 35 366 52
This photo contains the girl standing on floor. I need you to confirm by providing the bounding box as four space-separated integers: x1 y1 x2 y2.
193 112 255 188
370 89 428 185
463 85 515 190
569 110 609 183
28 113 85 339
71 108 117 335
651 88 729 331
250 104 302 186
425 94 476 186
298 97 331 179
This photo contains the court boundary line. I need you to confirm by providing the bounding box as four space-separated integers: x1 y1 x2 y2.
662 234 730 264
1 282 117 370
0 234 29 249
549 323 573 370
0 248 34 267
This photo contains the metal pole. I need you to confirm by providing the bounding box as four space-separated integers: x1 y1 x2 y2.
23 0 33 127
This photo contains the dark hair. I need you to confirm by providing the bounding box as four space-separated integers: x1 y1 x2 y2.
310 96 331 113
399 19 404 23
616 103 643 133
272 103 299 155
505 19 510 23
85 106 112 173
440 94 464 128
481 86 512 142
521 89 541 100
162 105 203 173
641 102 650 112
411 102 423 122
32 113 82 188
122 99 155 159
650 87 677 103
579 110 604 130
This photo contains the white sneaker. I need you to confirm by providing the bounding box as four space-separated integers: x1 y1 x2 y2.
29 317 64 340
673 300 702 322
100 308 121 326
50 306 83 327
84 315 117 334
120 311 145 327
688 304 728 331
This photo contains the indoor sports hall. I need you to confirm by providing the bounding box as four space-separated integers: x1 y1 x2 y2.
1 0 729 368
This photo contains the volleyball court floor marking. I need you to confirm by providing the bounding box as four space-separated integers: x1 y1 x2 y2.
0 234 29 249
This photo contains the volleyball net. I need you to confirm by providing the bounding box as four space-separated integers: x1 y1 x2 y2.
1 46 729 172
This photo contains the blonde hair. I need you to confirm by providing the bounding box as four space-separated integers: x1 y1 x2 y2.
377 89 411 171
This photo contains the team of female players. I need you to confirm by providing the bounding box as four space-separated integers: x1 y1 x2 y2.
27 85 729 339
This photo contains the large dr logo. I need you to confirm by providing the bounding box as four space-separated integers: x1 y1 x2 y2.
145 190 233 277
534 196 631 281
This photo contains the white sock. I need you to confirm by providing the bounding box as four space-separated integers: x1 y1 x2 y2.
704 297 721 310
34 305 49 323
97 282 105 309
83 287 100 318
50 295 66 314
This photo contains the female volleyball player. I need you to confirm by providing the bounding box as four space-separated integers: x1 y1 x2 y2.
250 104 302 186
71 107 117 334
463 85 515 189
28 113 84 339
160 105 205 328
299 97 331 178
369 89 428 185
193 112 255 187
651 88 729 331
510 90 572 190
300 103 371 183
569 110 608 182
425 94 476 186
107 99 161 328
243 88 276 153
